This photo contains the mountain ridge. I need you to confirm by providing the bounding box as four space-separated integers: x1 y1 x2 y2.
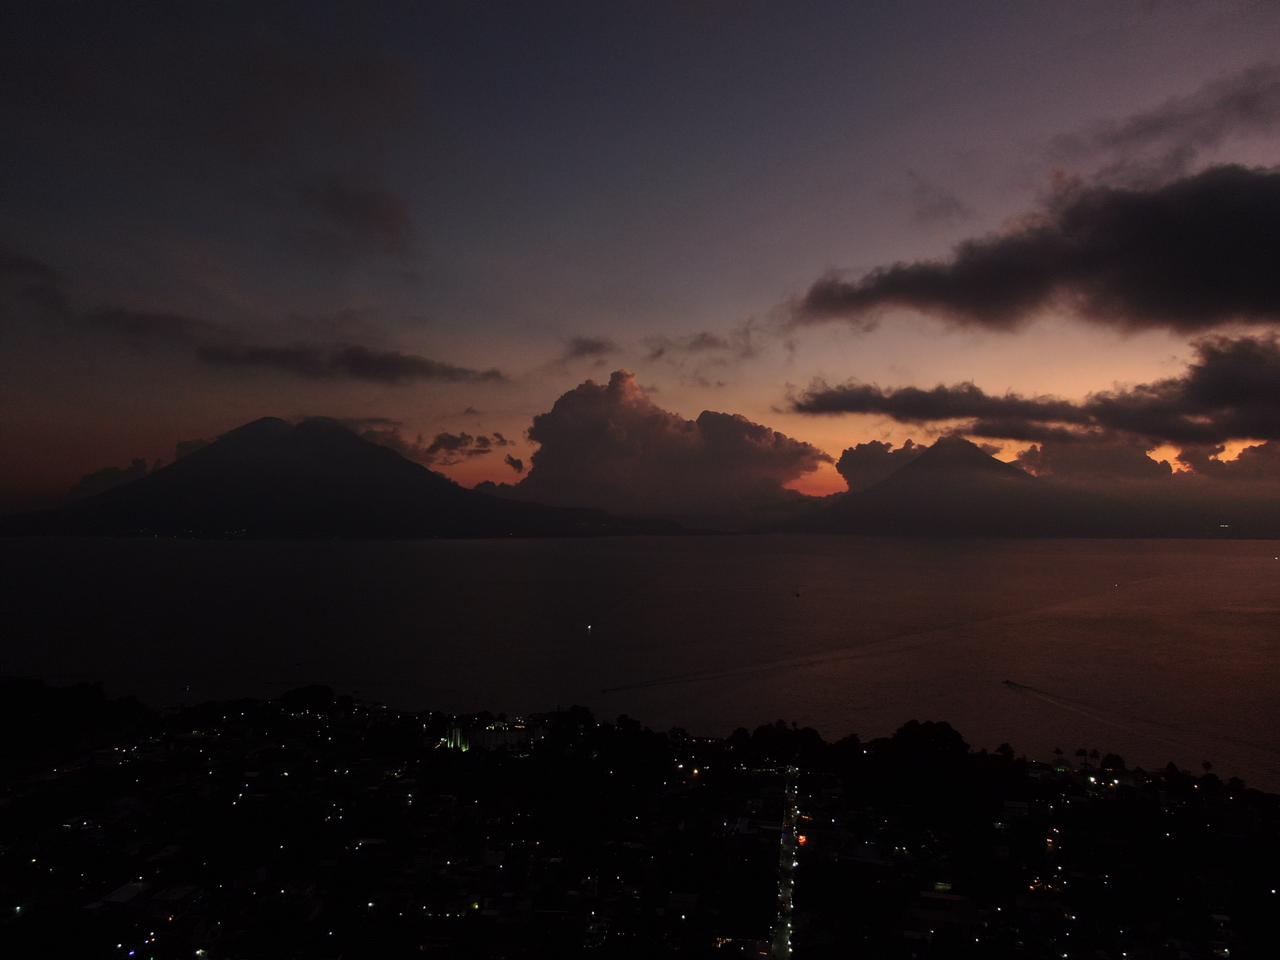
802 436 1261 538
5 428 1271 540
2 418 676 539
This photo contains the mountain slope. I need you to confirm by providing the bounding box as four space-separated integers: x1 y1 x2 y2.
813 437 1098 537
3 418 673 538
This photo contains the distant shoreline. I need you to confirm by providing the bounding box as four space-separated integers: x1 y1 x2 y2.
5 676 1273 798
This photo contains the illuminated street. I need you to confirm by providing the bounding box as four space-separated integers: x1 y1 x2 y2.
771 767 799 960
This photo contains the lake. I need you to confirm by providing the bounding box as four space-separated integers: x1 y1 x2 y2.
3 535 1278 788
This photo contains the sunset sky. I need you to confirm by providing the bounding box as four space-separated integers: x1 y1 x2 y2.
4 1 1280 511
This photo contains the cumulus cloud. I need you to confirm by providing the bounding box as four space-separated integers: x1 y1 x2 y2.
794 165 1280 334
508 370 829 519
1178 440 1280 482
197 343 504 384
504 454 525 474
793 334 1280 450
835 440 925 492
1220 441 1280 481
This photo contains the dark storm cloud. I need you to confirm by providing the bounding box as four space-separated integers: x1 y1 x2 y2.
1223 441 1280 480
835 440 925 493
795 165 1280 333
1180 334 1280 432
1179 441 1280 481
1053 62 1280 183
197 343 504 384
508 370 829 519
793 334 1280 449
791 381 1085 425
1080 335 1280 444
962 419 1084 444
299 178 414 257
503 454 525 474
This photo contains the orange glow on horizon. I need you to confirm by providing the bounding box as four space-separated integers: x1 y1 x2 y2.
786 461 846 498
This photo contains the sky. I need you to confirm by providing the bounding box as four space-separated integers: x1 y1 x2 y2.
4 0 1280 512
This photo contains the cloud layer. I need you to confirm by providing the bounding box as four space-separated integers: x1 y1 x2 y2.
354 425 513 467
794 334 1280 449
795 165 1280 333
198 343 503 384
2 245 500 385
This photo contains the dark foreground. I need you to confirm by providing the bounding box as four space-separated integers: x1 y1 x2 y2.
2 680 1277 958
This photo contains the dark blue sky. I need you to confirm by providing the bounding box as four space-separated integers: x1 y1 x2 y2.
4 1 1280 504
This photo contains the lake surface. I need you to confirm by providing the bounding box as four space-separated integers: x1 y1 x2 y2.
3 536 1279 789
